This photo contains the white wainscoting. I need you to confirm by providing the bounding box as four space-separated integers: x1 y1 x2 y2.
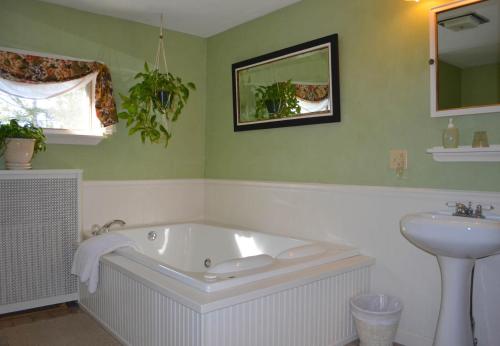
80 178 500 346
204 179 500 346
82 179 205 231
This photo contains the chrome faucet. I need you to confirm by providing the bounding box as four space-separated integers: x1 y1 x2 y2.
91 219 126 236
451 202 487 219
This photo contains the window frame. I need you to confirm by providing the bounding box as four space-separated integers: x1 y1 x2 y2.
43 78 108 145
0 75 108 146
0 47 111 145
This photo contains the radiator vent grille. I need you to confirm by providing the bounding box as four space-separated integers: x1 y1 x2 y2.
0 175 79 307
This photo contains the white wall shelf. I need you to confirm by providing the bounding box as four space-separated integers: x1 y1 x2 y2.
427 145 500 162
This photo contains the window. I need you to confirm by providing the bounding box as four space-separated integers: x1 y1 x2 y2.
0 74 109 145
297 98 331 114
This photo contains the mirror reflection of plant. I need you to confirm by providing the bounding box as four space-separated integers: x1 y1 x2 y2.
119 63 195 147
0 119 46 156
255 80 300 119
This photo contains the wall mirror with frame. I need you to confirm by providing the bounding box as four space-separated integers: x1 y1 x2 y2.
430 0 500 117
232 34 340 131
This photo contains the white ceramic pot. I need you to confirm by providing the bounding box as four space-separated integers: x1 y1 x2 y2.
4 138 36 170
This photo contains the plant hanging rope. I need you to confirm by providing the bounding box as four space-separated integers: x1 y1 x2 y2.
118 14 196 147
154 14 169 74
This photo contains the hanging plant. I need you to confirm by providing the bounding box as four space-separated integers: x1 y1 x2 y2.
119 64 195 146
119 16 196 147
255 80 300 119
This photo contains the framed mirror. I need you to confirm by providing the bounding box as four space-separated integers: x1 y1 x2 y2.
430 0 500 117
232 34 340 131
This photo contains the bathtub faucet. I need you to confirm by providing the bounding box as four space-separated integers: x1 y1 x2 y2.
91 219 126 236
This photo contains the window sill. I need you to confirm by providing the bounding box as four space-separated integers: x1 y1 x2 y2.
44 129 107 146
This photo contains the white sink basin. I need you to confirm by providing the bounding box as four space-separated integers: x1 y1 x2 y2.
400 211 500 346
401 212 500 259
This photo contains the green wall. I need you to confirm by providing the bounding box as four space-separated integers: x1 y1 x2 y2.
2 0 500 191
461 64 500 107
0 0 207 180
205 0 500 192
438 61 500 109
438 61 461 109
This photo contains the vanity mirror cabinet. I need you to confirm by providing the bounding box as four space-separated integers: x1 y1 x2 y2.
429 0 500 117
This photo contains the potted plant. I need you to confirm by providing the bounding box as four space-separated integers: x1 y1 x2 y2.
0 119 46 170
119 63 196 147
255 80 301 119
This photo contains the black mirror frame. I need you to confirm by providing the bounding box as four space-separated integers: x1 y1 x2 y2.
232 34 341 132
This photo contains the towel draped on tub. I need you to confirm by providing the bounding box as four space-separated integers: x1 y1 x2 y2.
71 233 139 293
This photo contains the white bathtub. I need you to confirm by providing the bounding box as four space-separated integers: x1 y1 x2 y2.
113 223 359 292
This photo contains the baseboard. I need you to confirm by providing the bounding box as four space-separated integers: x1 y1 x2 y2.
0 294 78 315
396 328 433 346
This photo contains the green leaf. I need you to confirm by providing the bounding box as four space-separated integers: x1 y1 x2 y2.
0 120 46 157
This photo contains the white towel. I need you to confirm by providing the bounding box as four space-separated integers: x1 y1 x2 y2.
71 233 139 293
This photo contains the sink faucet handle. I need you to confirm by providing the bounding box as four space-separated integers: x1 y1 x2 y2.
446 201 463 208
480 204 495 211
475 204 484 218
449 202 469 217
447 201 466 208
457 203 468 214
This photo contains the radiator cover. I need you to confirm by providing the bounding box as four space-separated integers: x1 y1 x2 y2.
0 170 81 313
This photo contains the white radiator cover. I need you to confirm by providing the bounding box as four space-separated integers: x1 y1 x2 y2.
0 170 81 314
80 258 371 346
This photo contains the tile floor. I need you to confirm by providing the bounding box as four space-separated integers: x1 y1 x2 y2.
0 303 121 346
0 303 404 346
345 340 403 346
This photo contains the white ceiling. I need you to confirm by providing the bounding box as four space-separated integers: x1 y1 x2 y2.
40 0 301 38
438 0 500 68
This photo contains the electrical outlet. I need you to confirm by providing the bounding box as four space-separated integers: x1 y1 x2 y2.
390 149 408 170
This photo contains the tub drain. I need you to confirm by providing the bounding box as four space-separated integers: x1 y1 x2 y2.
204 258 212 268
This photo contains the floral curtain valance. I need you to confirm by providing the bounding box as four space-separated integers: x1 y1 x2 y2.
294 84 329 102
0 50 117 127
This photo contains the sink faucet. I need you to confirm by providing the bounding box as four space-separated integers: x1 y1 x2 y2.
452 202 485 219
91 219 126 236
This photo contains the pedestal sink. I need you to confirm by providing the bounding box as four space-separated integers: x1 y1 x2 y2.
400 212 500 346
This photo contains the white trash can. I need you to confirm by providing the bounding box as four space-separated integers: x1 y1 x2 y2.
350 294 403 346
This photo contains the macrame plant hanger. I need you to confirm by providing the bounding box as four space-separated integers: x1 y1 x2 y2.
153 14 172 132
154 14 169 74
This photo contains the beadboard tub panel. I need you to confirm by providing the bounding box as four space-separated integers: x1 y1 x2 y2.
80 260 371 346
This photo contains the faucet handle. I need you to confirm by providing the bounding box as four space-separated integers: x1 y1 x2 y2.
480 204 495 211
91 224 101 236
475 204 483 216
447 201 467 210
474 203 495 212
